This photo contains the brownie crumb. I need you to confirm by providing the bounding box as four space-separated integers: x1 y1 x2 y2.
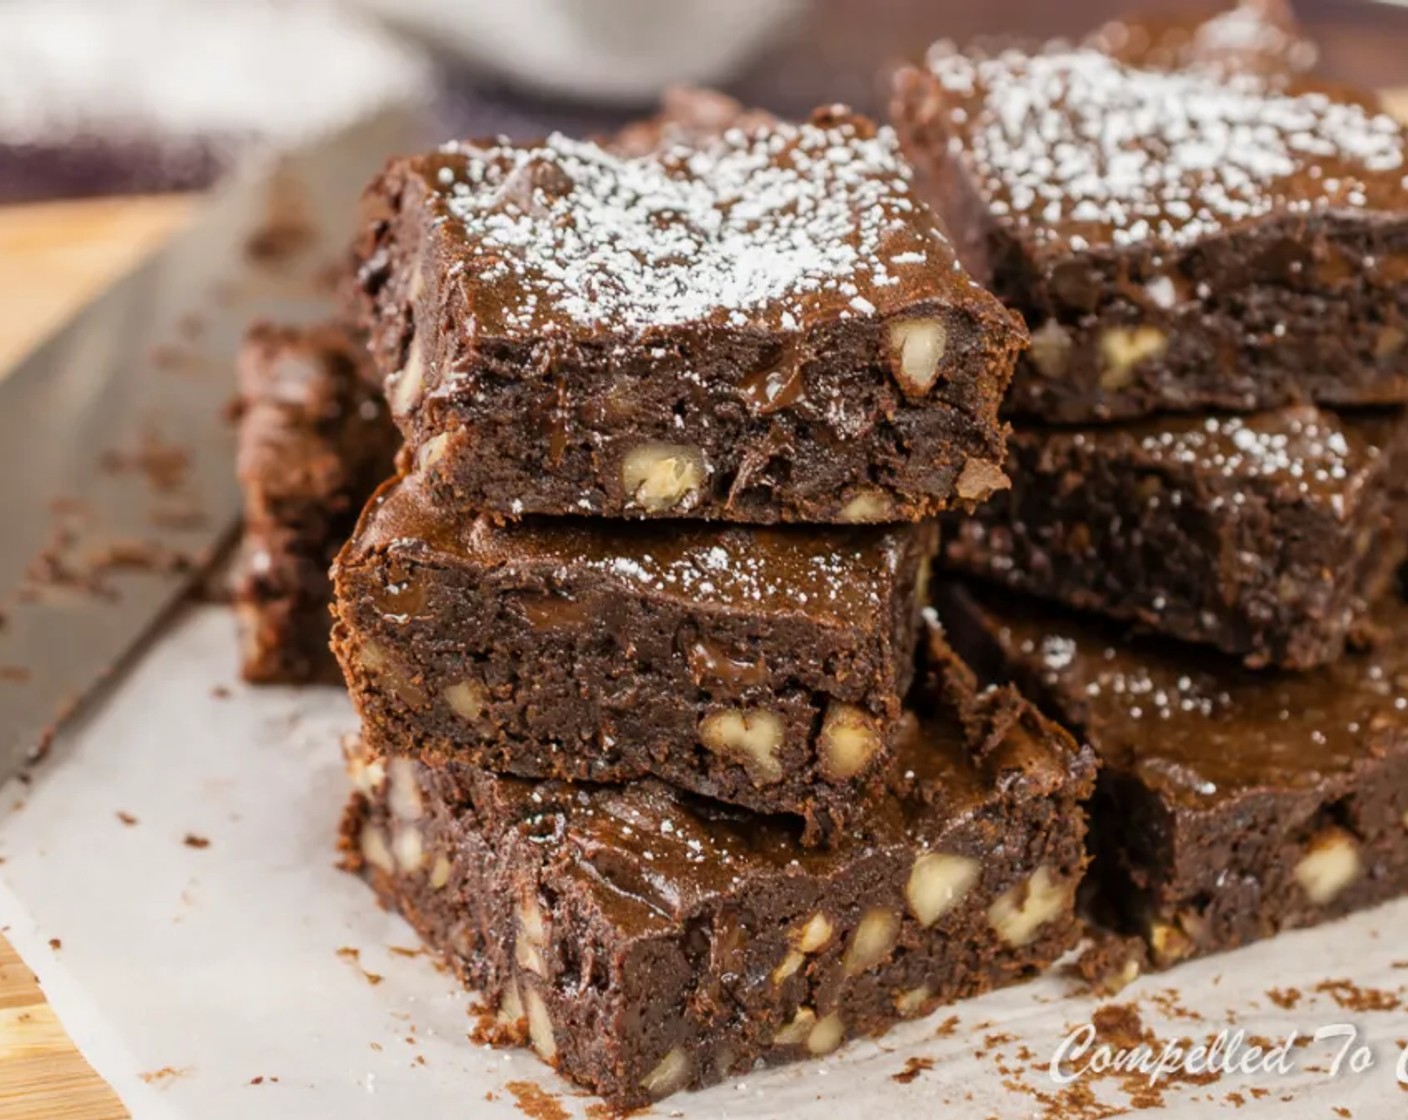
505 1081 570 1120
1265 987 1302 1010
116 811 138 826
211 685 232 700
934 1014 961 1038
47 938 61 951
892 1055 935 1084
183 834 211 849
1313 978 1401 1013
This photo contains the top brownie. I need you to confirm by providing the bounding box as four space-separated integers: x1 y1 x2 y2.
351 106 1026 523
1087 0 1317 78
892 47 1408 422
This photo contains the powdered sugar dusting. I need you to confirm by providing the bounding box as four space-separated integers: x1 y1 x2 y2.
926 47 1407 250
1130 411 1368 500
428 115 957 333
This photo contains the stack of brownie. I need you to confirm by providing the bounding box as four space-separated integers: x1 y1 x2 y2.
891 14 1408 972
311 97 1110 1106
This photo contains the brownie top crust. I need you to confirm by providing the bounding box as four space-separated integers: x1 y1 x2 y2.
347 473 931 623
952 588 1408 807
1087 0 1317 78
1098 406 1399 508
388 106 998 336
920 46 1407 256
415 629 1090 927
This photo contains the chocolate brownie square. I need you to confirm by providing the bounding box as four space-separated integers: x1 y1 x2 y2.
331 469 936 841
350 106 1026 523
942 406 1408 669
339 622 1094 1107
938 584 1408 971
234 322 398 683
892 46 1408 423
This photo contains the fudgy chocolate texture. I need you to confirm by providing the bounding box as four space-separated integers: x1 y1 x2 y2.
234 322 399 683
1087 0 1317 78
338 625 1094 1108
892 47 1408 423
349 105 1026 523
938 584 1408 972
332 470 936 841
942 406 1408 670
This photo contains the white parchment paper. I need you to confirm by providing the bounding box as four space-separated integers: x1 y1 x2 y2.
2 606 1406 1118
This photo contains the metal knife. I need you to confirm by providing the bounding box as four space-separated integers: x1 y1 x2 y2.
0 105 428 778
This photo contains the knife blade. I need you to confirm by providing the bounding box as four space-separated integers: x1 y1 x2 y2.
0 105 428 777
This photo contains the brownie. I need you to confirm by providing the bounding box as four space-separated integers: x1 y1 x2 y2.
942 406 1408 670
349 106 1026 524
938 584 1408 972
1087 0 1317 79
608 86 779 157
891 46 1408 423
339 624 1094 1107
234 322 399 683
331 469 937 841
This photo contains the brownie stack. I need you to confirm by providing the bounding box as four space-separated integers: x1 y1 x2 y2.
892 15 1408 973
309 96 1109 1106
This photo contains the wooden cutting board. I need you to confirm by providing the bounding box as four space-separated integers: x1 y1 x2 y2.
1 87 1405 1117
0 192 192 1120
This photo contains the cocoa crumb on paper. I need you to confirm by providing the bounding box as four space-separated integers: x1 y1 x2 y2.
1265 987 1301 1010
183 833 211 849
47 938 61 951
505 1080 571 1120
116 811 138 826
892 1055 934 1084
933 1014 961 1039
138 1066 191 1086
1312 978 1401 1013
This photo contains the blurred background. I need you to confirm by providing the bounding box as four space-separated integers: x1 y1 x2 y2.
1 0 1405 205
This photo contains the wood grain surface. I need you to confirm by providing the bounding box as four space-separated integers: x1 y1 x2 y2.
0 87 1404 1120
0 193 190 1120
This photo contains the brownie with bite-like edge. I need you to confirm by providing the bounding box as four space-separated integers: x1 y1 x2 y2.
332 469 936 842
942 406 1408 670
349 105 1026 524
338 620 1095 1108
938 583 1408 973
892 46 1408 423
234 321 398 683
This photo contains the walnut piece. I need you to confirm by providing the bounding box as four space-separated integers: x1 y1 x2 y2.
515 894 548 977
444 679 487 723
843 908 900 975
699 708 785 784
795 912 834 954
771 949 805 984
774 1007 817 1046
988 866 1069 946
524 987 557 1061
392 826 425 873
497 980 525 1028
429 853 453 890
416 431 453 471
386 757 424 821
806 1012 845 1056
1294 827 1363 905
640 1049 692 1099
894 984 933 1017
837 488 893 523
359 825 394 875
818 702 882 781
888 318 949 396
1029 320 1072 378
1098 326 1167 389
346 747 386 796
389 337 424 416
906 851 980 927
622 442 705 512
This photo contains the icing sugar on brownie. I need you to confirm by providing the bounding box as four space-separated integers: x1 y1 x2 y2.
925 46 1408 250
433 110 960 332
